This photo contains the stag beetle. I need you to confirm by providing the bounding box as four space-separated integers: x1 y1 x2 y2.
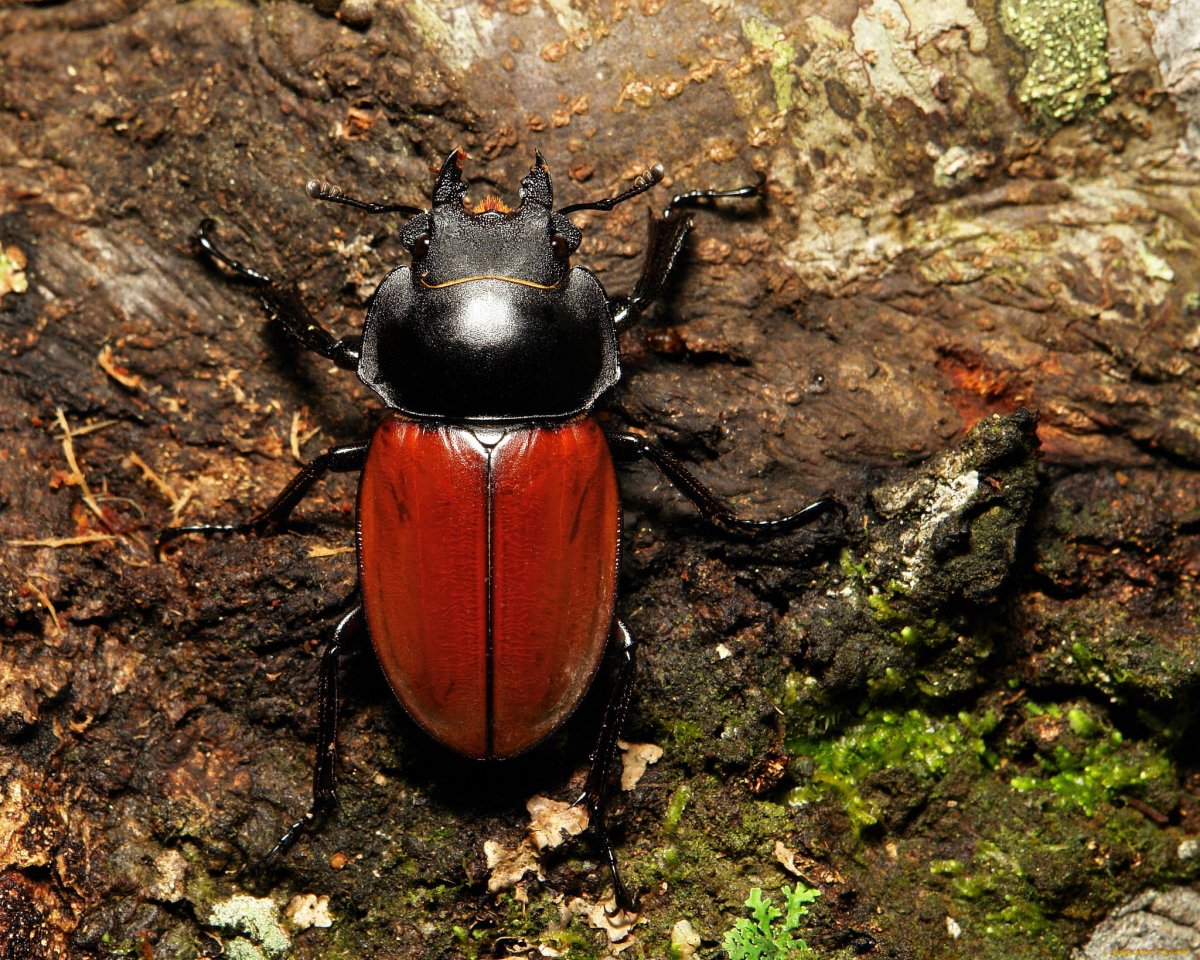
158 150 839 910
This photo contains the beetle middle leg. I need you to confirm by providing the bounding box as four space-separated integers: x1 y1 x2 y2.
575 619 639 912
196 218 362 370
607 431 843 533
155 441 367 558
252 602 364 871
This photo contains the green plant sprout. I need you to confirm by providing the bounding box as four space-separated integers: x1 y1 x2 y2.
723 884 821 960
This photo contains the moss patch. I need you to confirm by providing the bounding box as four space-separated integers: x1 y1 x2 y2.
1007 702 1172 815
787 708 997 831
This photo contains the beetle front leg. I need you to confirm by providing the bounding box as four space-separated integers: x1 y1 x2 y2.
155 441 368 558
252 603 364 871
196 219 362 370
576 620 639 913
610 177 765 333
607 431 843 534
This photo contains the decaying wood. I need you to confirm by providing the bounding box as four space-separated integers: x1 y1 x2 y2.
1 0 1198 957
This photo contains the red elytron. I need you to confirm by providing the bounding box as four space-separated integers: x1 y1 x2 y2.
358 417 619 760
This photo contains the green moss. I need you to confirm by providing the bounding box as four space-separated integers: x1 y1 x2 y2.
659 844 681 873
787 708 994 830
886 698 1187 954
500 893 601 952
671 719 705 747
664 784 692 835
452 894 605 960
1007 717 1171 816
943 838 1064 945
998 0 1111 124
982 897 1054 939
838 548 869 581
839 548 955 648
865 666 906 699
1066 706 1098 738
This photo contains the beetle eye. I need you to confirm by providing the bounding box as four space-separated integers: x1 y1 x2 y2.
551 234 571 260
409 233 431 258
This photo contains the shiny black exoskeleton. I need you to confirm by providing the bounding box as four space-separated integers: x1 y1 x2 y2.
362 152 616 420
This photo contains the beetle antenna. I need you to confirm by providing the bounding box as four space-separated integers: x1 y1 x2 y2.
558 163 665 215
306 179 424 217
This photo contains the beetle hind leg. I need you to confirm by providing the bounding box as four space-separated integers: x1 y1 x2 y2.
249 603 363 874
575 619 640 913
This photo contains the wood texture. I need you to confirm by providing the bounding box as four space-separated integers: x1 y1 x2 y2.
2 0 1199 956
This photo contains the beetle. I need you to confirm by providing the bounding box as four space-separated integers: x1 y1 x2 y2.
158 149 839 909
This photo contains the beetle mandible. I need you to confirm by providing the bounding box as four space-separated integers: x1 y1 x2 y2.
158 149 840 909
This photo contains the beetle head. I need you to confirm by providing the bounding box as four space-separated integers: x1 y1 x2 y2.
358 151 617 423
397 149 582 291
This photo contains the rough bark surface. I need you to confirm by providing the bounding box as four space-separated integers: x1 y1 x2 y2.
1 0 1198 958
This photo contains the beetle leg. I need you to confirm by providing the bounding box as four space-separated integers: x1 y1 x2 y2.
254 603 364 871
610 176 765 333
196 219 362 370
606 431 844 534
575 619 640 912
610 214 692 333
155 441 368 559
660 176 765 219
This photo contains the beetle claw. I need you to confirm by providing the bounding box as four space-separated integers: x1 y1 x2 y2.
605 890 641 918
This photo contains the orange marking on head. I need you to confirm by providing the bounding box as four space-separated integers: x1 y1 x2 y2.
472 194 512 215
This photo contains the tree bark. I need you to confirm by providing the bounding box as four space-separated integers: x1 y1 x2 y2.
1 0 1198 957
